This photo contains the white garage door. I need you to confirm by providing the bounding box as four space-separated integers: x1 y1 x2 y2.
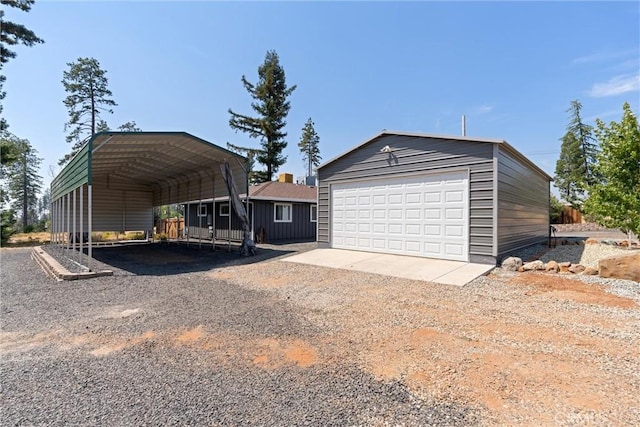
331 171 469 261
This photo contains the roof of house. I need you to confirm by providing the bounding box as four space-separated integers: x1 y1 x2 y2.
247 181 317 203
318 129 552 181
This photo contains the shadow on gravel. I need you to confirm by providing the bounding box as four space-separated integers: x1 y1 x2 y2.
90 242 294 276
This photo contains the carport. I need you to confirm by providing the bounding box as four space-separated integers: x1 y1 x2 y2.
49 132 247 268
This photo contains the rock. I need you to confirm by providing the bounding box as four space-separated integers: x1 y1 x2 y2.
545 260 559 273
585 238 599 245
619 240 629 247
522 260 545 271
582 266 599 275
557 261 571 273
599 252 640 282
568 264 585 274
502 257 522 272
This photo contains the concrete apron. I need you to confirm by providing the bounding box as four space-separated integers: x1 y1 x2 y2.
282 249 494 286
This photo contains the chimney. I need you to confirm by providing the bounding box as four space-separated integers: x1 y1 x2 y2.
278 173 293 183
462 115 466 136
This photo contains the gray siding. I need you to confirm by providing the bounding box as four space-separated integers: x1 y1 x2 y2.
252 201 316 242
185 200 316 242
496 146 550 259
318 134 495 260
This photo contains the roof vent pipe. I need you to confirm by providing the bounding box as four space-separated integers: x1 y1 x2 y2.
462 115 466 136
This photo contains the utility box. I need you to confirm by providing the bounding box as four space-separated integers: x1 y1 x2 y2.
278 173 293 183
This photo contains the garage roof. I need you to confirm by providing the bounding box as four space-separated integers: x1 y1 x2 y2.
51 131 247 202
319 130 552 181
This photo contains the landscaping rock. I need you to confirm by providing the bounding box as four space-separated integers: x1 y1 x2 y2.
599 252 640 282
502 256 522 272
545 260 559 273
582 266 599 275
522 260 545 271
585 238 599 245
558 261 571 273
568 264 586 274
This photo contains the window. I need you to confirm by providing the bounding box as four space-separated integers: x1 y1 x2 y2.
198 205 207 217
274 203 292 222
310 204 317 222
219 203 230 217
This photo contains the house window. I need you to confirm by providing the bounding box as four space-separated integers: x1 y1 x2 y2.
274 203 292 223
219 203 230 217
310 205 317 222
198 205 207 217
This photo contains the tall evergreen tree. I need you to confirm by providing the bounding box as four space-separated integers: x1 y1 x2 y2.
0 0 45 131
566 100 597 184
117 121 141 132
554 100 597 209
298 118 321 177
61 57 117 165
583 102 640 239
6 135 42 230
554 131 586 209
228 50 296 182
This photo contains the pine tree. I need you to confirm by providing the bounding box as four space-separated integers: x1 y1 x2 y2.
298 118 321 177
117 121 141 132
583 103 640 239
5 135 43 231
566 100 597 184
553 100 597 209
61 57 117 165
228 50 296 182
0 0 45 131
554 131 586 209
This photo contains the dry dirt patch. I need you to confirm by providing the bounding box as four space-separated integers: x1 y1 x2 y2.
209 261 640 426
509 272 637 309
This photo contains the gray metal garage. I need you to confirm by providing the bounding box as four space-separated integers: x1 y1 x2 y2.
49 131 247 266
317 130 552 265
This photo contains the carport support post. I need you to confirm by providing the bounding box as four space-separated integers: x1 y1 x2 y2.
88 184 92 269
73 188 77 254
211 173 215 251
186 181 190 246
79 185 84 267
198 176 202 249
66 193 71 249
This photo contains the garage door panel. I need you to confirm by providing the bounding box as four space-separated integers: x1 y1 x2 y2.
331 171 469 261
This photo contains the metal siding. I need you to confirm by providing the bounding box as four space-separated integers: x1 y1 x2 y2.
496 146 550 259
89 189 153 231
318 134 495 258
51 144 90 200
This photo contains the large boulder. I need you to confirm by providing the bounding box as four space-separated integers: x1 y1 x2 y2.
502 257 522 272
599 252 640 282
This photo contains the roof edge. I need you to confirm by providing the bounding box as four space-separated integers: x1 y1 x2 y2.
318 130 506 170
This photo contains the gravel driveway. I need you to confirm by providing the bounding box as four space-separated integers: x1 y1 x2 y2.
2 244 639 426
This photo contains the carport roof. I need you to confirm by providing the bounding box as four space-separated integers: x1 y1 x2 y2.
51 131 247 201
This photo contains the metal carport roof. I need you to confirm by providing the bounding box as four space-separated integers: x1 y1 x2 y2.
51 131 247 203
49 131 248 267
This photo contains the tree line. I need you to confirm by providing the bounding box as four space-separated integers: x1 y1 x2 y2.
554 100 640 238
1 1 321 241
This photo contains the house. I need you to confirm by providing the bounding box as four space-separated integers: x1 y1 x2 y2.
316 130 552 265
185 175 317 243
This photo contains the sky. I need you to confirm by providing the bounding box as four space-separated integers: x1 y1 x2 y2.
3 1 639 194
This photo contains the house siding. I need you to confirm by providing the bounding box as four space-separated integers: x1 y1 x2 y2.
252 201 316 242
317 134 496 260
496 146 550 260
185 200 316 242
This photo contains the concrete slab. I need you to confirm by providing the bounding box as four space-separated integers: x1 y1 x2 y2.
282 249 494 286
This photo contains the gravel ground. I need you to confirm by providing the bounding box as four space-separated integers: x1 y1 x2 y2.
2 242 639 426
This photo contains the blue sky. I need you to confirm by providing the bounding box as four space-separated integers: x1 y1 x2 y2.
3 1 639 192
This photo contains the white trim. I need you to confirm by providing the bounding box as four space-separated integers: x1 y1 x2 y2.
219 203 229 217
198 204 208 217
274 203 292 223
310 204 318 223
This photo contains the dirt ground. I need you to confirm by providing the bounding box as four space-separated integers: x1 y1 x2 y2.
211 262 640 426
